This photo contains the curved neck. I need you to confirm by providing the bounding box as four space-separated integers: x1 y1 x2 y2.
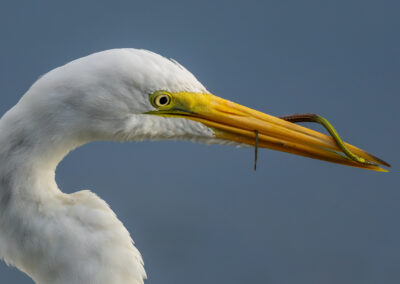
0 104 147 284
0 105 84 201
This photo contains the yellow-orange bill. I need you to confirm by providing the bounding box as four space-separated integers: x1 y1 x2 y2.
148 92 390 172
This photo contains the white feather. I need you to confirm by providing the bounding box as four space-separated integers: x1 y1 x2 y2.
0 49 223 284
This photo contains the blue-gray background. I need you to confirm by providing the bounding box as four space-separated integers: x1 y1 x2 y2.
0 1 399 283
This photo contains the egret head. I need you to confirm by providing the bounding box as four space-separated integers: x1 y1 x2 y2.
18 49 388 171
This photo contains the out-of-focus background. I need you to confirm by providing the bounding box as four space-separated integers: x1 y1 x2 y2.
0 1 399 283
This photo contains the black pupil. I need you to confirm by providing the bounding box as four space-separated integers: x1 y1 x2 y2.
159 96 168 105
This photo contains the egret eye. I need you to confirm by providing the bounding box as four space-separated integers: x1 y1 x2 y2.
153 93 171 107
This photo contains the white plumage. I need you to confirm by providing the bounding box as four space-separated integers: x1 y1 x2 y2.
0 49 215 284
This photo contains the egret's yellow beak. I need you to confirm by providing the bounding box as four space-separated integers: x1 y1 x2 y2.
147 91 389 172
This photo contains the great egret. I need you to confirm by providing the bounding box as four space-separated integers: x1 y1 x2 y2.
0 49 389 284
